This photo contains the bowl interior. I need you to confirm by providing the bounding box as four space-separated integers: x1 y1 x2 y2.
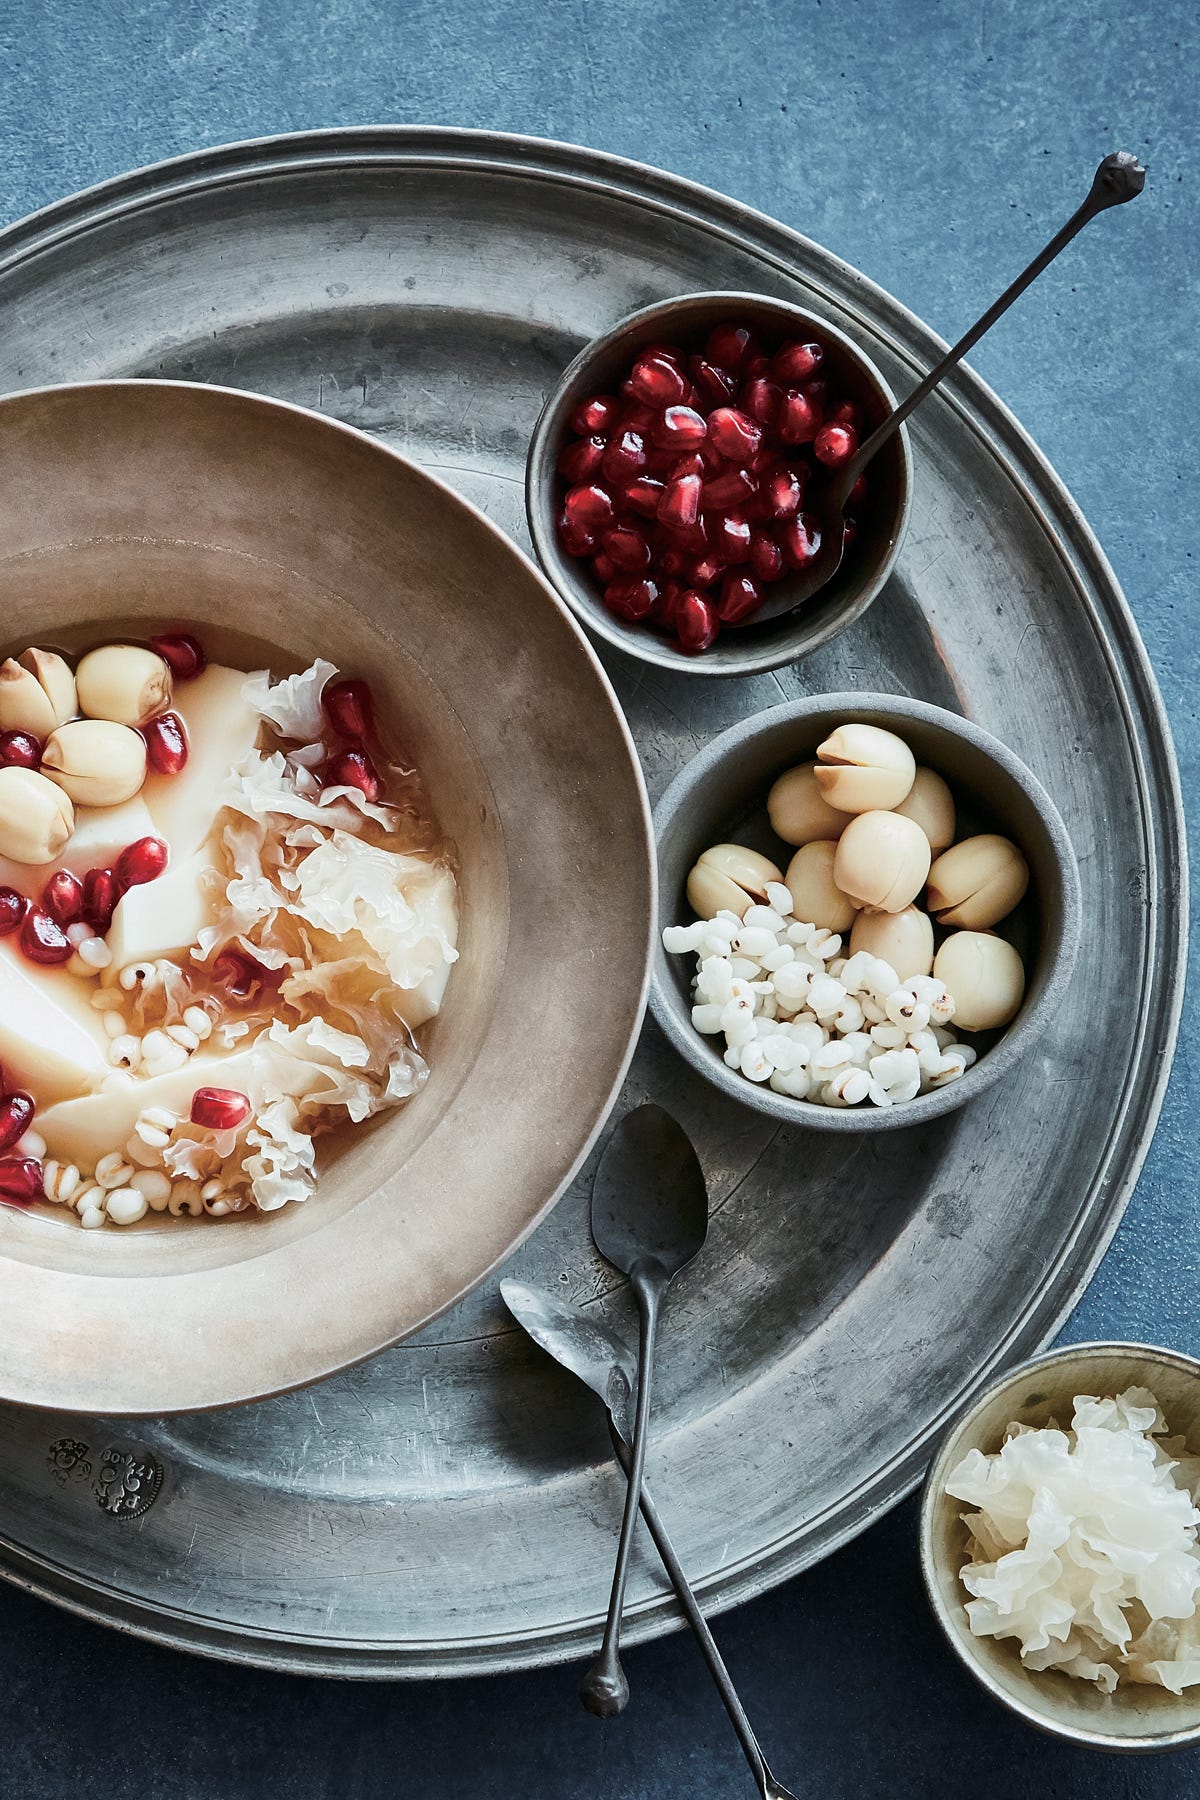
923 1345 1200 1749
651 696 1077 1127
0 380 653 1412
526 292 910 675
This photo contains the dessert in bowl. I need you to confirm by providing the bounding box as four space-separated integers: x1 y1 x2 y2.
0 380 653 1414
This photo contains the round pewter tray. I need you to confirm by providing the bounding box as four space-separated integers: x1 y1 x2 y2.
0 129 1184 1678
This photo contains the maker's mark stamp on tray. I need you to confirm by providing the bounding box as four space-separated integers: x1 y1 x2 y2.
47 1437 163 1519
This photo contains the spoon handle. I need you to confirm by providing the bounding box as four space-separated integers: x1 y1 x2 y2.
579 1261 663 1717
839 151 1146 497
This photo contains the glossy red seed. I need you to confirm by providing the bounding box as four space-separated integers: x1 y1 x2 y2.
143 711 189 775
772 341 824 385
650 406 707 451
827 400 859 428
649 581 683 627
603 577 659 623
674 591 719 655
658 518 708 555
779 513 823 566
0 730 42 770
326 748 381 804
640 340 688 367
740 377 782 428
706 407 762 466
848 474 868 507
601 526 652 573
813 424 858 468
686 556 723 590
0 887 25 937
557 434 606 484
41 870 84 928
622 476 666 519
563 483 616 532
150 633 206 681
116 837 169 891
709 513 753 564
591 552 616 585
569 394 620 436
668 451 705 482
657 547 689 579
212 948 270 998
688 356 738 408
601 429 647 488
628 353 690 408
0 1091 35 1154
19 908 72 965
777 389 819 445
704 322 758 374
716 572 764 624
749 531 785 583
82 868 120 935
616 400 657 436
701 467 757 510
559 514 596 557
762 465 804 518
0 1158 41 1203
190 1087 252 1132
657 473 702 530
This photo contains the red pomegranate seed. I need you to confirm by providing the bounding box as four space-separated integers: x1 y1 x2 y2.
706 407 762 466
716 572 764 624
569 394 620 436
557 434 606 484
628 354 690 408
616 400 657 436
591 552 616 585
649 582 683 627
668 452 705 482
622 476 666 519
41 870 84 928
650 406 707 452
559 514 596 557
657 547 689 580
82 867 120 935
813 424 858 468
674 591 719 655
0 1091 35 1154
0 1157 41 1203
740 377 782 428
19 909 72 965
116 837 169 890
659 518 708 555
143 711 189 775
701 467 757 510
563 483 616 533
601 429 647 488
780 513 823 566
0 730 42 770
849 474 868 507
603 577 659 623
772 341 824 385
640 340 687 367
709 513 752 564
687 556 723 590
601 526 652 573
657 473 702 530
688 357 738 408
190 1087 252 1132
762 465 805 518
827 400 859 428
212 948 271 998
151 633 206 681
749 531 785 583
704 322 758 374
323 678 375 742
0 887 26 937
777 389 819 445
326 748 381 803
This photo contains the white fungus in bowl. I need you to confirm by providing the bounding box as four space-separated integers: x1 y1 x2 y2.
945 1389 1200 1693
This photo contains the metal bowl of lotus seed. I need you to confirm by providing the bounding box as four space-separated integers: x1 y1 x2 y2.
649 692 1082 1129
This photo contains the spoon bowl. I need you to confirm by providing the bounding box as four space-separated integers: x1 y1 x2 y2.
591 1100 710 1277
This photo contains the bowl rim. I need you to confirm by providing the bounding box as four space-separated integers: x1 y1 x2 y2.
0 375 657 1415
648 690 1083 1131
918 1338 1200 1752
524 289 913 678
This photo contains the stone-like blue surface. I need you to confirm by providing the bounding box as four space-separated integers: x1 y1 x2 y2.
0 1 1194 1793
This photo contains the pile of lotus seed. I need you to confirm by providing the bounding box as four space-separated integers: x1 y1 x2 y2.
662 720 1030 1109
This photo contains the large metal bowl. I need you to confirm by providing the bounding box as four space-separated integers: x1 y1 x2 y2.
0 379 654 1415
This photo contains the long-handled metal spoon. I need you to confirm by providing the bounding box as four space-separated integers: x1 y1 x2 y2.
502 1280 798 1800
745 149 1146 627
580 1103 709 1717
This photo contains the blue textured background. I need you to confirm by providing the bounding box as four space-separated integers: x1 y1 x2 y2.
0 1 1195 1794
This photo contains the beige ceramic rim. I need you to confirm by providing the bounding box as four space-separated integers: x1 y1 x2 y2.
921 1340 1200 1752
0 379 655 1416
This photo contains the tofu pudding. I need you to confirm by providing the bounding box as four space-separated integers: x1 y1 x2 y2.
0 636 459 1228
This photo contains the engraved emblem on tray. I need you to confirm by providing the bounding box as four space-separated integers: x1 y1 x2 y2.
47 1438 164 1519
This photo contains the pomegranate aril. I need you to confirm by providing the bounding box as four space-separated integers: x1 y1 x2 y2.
0 730 42 770
213 948 271 998
19 908 72 966
658 518 708 555
41 870 84 928
640 340 687 367
657 473 702 530
0 888 25 937
813 424 858 468
82 867 120 935
563 482 616 533
777 389 819 445
686 556 723 590
326 748 381 804
739 377 782 428
559 514 596 557
616 400 657 435
622 476 666 519
688 356 738 409
0 1158 41 1203
143 711 189 775
848 475 868 507
772 341 824 385
601 429 647 488
827 400 859 428
749 531 785 583
628 353 690 407
668 451 705 481
649 581 684 627
780 513 823 566
701 467 757 510
709 513 752 564
716 572 764 625
116 836 169 890
601 526 652 573
591 552 616 585
650 406 707 452
0 1091 35 1154
190 1087 252 1132
151 632 206 681
762 465 804 518
674 591 719 655
706 407 762 466
704 322 759 375
603 577 658 623
557 434 606 484
569 393 620 436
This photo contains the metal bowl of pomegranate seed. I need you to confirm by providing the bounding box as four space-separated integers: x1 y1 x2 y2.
526 292 911 675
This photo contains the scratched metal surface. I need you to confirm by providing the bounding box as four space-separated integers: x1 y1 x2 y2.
0 131 1183 1676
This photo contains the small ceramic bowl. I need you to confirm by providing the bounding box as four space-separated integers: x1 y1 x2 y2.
921 1341 1200 1752
649 693 1081 1131
525 291 911 677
